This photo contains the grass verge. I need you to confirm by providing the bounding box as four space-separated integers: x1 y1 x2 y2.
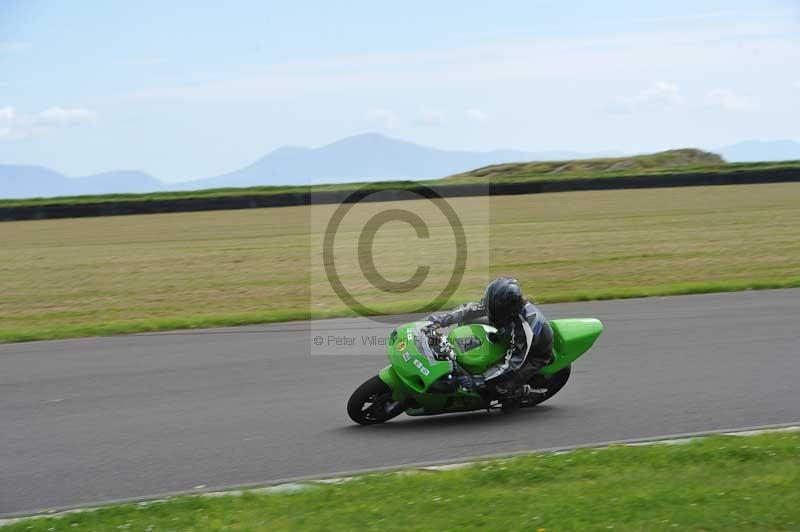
4 432 799 531
2 277 800 343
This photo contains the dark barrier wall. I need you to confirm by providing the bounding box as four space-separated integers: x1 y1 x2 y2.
1 168 799 222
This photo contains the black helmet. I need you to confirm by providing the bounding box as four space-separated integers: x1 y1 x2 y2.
484 277 524 326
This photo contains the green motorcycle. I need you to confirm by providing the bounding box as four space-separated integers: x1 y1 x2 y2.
347 318 603 425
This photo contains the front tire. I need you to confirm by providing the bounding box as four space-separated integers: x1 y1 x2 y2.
347 376 403 425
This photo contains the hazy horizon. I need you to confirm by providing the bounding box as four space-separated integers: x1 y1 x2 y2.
2 132 797 188
1 1 799 182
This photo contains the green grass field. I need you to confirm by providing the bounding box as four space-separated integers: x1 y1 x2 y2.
1 150 798 208
443 150 800 184
4 432 798 531
1 182 799 343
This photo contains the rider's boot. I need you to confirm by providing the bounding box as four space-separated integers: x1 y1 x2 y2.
495 361 549 412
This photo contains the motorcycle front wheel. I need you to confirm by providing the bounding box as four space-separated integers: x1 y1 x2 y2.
347 375 404 425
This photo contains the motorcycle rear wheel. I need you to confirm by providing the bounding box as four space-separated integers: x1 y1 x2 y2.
520 365 572 408
347 375 403 425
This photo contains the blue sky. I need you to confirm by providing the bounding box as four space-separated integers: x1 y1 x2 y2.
1 0 798 181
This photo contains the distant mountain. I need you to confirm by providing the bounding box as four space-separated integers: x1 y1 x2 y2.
0 165 71 199
73 171 163 195
718 140 800 162
182 133 622 189
0 134 627 199
0 165 162 199
5 134 800 200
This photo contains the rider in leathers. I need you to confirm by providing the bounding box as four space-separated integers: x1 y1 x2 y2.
427 277 554 403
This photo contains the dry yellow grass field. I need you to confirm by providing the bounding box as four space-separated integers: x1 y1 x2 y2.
1 183 798 342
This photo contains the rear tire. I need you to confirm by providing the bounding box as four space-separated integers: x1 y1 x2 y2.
347 376 403 425
520 365 572 408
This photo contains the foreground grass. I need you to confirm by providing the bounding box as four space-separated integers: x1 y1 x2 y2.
1 183 799 342
5 432 799 531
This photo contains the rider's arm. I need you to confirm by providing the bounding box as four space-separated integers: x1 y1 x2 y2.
482 316 535 381
426 300 486 327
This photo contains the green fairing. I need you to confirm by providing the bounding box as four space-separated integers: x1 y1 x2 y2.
377 318 602 416
383 325 445 391
447 323 507 374
379 323 485 415
542 318 604 375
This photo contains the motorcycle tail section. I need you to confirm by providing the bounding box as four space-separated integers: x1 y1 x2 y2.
541 318 603 375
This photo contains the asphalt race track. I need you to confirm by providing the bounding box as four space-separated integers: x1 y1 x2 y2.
2 289 799 516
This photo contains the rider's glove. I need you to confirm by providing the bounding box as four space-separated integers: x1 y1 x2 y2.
425 314 442 326
426 314 451 327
